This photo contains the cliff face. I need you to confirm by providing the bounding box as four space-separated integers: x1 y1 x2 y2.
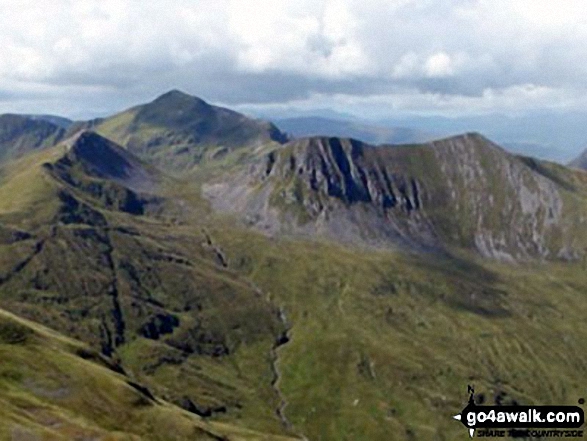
206 133 587 260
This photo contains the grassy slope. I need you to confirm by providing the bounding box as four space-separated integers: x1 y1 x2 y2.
0 115 65 165
206 223 587 440
0 144 296 438
0 139 586 440
0 308 297 441
0 146 66 228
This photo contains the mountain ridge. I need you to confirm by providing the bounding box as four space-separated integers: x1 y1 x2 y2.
275 116 440 145
81 90 289 173
0 114 66 164
205 132 587 261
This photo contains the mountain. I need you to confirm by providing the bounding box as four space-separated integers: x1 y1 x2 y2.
0 114 65 164
0 136 296 436
82 90 288 173
205 133 587 261
569 148 587 170
247 109 587 162
275 116 440 145
376 111 587 162
59 131 160 192
501 140 559 160
0 95 586 440
26 114 73 129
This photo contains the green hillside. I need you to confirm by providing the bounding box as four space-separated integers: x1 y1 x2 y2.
0 115 65 164
83 90 288 174
0 307 297 440
0 101 585 440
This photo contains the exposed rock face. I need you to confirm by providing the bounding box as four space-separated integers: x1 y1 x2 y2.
264 137 422 212
44 131 162 216
62 131 158 193
205 133 587 260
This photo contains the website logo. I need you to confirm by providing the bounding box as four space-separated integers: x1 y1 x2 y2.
453 386 585 438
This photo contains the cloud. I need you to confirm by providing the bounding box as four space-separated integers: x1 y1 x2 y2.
0 0 586 117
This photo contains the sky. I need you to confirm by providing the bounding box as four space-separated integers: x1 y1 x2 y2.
0 0 586 129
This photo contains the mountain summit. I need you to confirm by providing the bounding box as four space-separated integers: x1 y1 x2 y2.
87 90 288 172
62 131 157 192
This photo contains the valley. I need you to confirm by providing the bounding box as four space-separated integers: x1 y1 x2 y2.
0 91 585 440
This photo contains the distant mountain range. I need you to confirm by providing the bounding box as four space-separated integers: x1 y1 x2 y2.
274 116 439 145
25 114 74 129
0 90 586 440
0 114 66 163
375 112 587 162
8 94 587 164
245 109 586 162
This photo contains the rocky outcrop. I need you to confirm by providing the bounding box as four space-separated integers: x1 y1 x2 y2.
205 133 587 261
264 137 422 213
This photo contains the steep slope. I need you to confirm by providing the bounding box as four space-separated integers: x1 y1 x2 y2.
0 139 298 437
0 307 297 440
0 125 586 440
82 90 288 173
207 224 587 441
56 131 160 193
205 133 587 260
0 114 65 164
275 116 439 145
569 148 587 170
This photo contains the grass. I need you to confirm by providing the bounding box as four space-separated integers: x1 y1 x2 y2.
0 132 585 440
206 224 587 440
0 308 298 441
0 146 65 228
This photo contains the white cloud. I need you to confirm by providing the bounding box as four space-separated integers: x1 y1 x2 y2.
0 0 586 117
424 52 455 78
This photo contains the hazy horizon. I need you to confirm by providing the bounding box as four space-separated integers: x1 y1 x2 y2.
1 1 586 160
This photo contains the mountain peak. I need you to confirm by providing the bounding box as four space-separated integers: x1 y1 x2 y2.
206 130 579 260
64 130 156 192
152 89 206 106
88 91 288 173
